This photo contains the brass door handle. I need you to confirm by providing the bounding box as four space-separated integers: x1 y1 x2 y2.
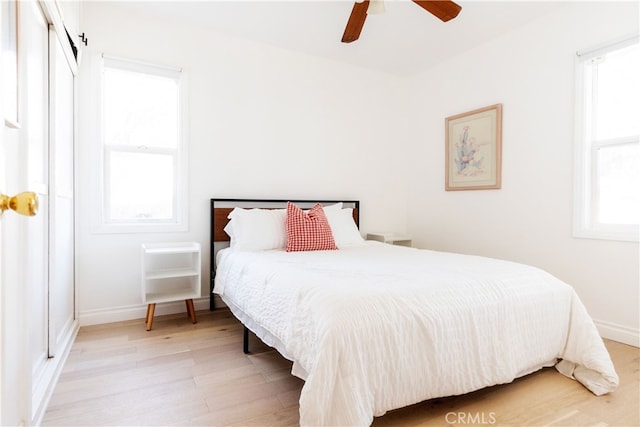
0 192 39 216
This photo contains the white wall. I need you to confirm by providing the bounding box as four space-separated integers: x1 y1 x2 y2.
405 2 639 345
76 2 411 324
78 2 639 346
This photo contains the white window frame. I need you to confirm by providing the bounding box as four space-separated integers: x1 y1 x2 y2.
95 55 188 234
573 36 639 242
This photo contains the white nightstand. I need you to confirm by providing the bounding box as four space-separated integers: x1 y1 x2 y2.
141 242 201 330
366 233 412 247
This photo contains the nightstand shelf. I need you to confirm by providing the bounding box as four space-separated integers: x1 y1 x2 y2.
144 268 199 281
366 233 412 247
141 242 201 330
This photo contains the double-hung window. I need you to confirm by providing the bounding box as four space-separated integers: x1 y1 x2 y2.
574 36 639 242
100 56 187 232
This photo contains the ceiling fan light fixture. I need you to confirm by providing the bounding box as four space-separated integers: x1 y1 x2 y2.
367 0 385 15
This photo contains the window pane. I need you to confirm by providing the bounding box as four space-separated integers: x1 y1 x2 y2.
597 143 640 225
594 44 640 140
108 152 174 221
104 67 178 149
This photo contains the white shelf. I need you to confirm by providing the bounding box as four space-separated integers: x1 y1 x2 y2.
142 242 200 254
142 242 201 304
145 268 199 281
145 290 200 305
366 232 412 247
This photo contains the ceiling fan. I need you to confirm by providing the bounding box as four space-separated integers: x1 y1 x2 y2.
341 0 462 43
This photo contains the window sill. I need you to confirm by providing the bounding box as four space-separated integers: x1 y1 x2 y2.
573 225 639 243
92 222 188 235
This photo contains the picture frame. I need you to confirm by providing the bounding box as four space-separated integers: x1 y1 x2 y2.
445 103 502 191
2 0 20 128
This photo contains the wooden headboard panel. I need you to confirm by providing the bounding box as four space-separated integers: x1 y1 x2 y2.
212 207 236 242
209 198 360 310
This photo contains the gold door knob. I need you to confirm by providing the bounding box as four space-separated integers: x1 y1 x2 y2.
0 191 39 216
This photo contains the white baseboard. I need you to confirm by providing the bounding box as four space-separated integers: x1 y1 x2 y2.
79 297 212 326
594 319 640 347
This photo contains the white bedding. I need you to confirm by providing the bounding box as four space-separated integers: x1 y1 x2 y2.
214 241 618 426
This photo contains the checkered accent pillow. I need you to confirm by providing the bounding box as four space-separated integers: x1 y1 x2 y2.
286 202 338 252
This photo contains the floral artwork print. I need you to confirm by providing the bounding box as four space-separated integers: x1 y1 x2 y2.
445 104 502 191
454 125 485 177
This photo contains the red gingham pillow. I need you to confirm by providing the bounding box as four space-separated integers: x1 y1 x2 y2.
286 202 338 252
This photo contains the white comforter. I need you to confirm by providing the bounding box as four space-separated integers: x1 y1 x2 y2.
214 242 618 426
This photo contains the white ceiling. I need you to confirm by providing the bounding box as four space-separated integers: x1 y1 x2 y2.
120 1 562 76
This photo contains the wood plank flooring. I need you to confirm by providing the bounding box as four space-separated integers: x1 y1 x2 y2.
43 309 639 426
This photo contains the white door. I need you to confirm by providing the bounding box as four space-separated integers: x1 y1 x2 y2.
0 3 26 419
0 24 29 427
1 1 76 424
1 1 50 424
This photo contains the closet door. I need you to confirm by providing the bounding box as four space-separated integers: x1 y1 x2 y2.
48 27 75 357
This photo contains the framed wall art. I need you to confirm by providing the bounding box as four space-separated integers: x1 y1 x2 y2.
445 104 502 191
2 0 19 128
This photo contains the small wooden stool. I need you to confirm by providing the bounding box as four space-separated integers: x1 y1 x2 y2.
145 299 197 331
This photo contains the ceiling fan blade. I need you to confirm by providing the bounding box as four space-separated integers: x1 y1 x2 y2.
412 0 461 22
342 0 369 43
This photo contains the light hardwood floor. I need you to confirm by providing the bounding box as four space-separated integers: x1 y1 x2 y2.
43 309 639 426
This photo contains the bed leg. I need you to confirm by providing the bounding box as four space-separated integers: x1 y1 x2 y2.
243 326 249 354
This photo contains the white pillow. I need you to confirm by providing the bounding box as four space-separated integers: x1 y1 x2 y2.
323 202 343 212
225 208 287 251
325 207 364 247
223 220 236 241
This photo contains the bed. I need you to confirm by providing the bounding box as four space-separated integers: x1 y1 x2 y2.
210 198 618 426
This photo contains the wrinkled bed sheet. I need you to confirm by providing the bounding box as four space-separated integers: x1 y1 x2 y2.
214 242 618 426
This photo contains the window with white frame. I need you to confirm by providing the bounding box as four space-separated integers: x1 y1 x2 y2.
100 56 187 232
574 37 639 242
